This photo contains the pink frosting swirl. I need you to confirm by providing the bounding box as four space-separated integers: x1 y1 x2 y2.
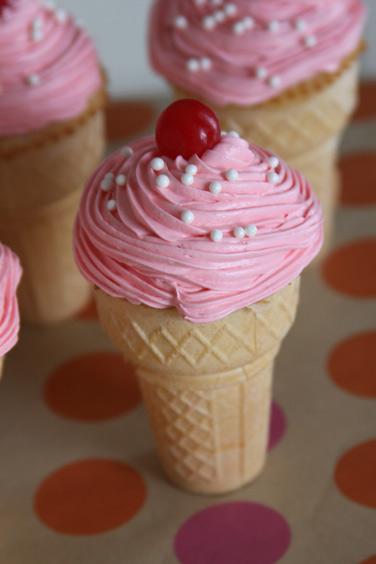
0 243 22 356
74 135 323 323
149 0 365 106
0 0 102 136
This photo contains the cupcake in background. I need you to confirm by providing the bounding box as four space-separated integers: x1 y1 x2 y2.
0 0 107 324
73 99 323 494
149 0 366 256
0 243 22 379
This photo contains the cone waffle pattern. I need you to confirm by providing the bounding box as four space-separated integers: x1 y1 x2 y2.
94 278 300 493
0 110 105 324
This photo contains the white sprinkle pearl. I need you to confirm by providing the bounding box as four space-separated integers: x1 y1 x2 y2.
33 17 43 28
224 3 237 16
55 8 67 23
175 16 187 29
194 0 206 4
185 164 198 175
181 173 194 186
234 227 245 238
31 28 43 41
43 0 56 10
121 146 133 158
116 174 127 186
221 131 227 136
202 15 216 30
214 10 226 22
267 171 280 184
226 169 239 181
209 181 222 194
233 21 245 35
268 156 279 169
105 172 114 180
151 157 164 171
211 0 222 6
243 16 254 29
268 20 279 32
211 229 223 242
256 67 268 80
27 74 40 86
295 18 307 31
107 200 117 211
187 58 200 72
228 130 240 138
245 224 257 237
100 177 112 191
269 75 281 88
305 35 317 48
156 174 170 188
181 210 195 224
201 57 212 70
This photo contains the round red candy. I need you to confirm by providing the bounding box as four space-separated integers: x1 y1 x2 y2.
156 99 221 160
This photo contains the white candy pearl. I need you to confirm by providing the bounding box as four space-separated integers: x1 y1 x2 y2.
211 229 223 242
202 15 216 30
201 57 212 70
107 199 117 211
43 0 56 9
295 18 307 31
214 10 226 22
209 181 222 194
185 164 198 175
31 29 44 41
234 227 245 238
269 75 281 88
194 0 206 4
100 177 112 191
228 130 240 138
243 16 254 29
116 174 127 186
256 67 268 80
121 146 133 157
181 173 194 186
233 21 245 35
150 157 164 171
211 0 222 6
156 174 170 188
267 171 279 184
187 58 200 72
175 16 187 29
268 156 279 169
268 20 279 32
224 3 237 16
55 8 67 23
27 74 40 86
226 169 239 181
245 224 257 237
181 210 195 224
105 172 114 180
304 35 317 48
221 131 227 136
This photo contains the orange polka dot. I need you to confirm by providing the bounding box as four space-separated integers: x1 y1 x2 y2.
358 557 376 564
339 153 376 206
44 352 141 421
322 239 376 298
353 82 376 121
75 295 98 321
34 459 147 535
335 439 376 509
106 100 155 142
328 331 376 398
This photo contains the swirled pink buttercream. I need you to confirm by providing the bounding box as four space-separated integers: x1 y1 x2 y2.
0 243 22 356
0 0 102 136
149 0 365 106
74 135 323 323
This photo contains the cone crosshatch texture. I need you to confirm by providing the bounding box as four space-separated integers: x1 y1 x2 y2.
0 91 106 324
174 56 360 258
94 278 300 494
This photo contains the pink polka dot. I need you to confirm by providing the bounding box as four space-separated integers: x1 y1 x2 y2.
268 401 287 451
174 502 291 564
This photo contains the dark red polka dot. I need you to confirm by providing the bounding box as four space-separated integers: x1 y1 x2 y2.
353 82 376 121
44 352 141 421
335 439 376 509
106 100 155 142
34 459 147 535
339 153 376 206
358 557 376 564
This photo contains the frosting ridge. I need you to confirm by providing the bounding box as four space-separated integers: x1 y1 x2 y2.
149 0 365 106
74 134 323 323
0 243 22 356
0 0 102 135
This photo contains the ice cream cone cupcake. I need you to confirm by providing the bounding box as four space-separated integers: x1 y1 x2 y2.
0 242 22 380
0 0 107 324
149 0 366 257
74 100 323 494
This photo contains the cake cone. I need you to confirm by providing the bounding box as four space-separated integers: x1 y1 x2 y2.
174 55 360 257
94 277 300 494
0 92 106 324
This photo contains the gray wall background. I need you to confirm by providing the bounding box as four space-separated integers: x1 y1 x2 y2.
62 0 375 98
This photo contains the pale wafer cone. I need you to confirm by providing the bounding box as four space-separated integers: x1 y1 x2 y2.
0 90 106 324
173 51 362 259
94 277 300 494
0 356 4 380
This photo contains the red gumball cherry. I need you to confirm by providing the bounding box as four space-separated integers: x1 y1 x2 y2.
156 99 221 160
